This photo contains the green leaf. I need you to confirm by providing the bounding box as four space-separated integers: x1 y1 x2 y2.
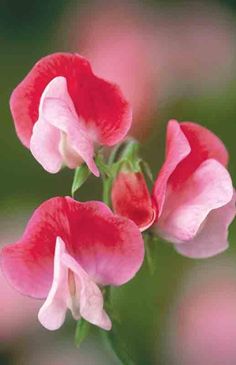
75 318 91 347
71 164 91 197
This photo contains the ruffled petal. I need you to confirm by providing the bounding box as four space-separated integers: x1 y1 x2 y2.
31 77 98 175
152 120 191 216
111 171 156 231
66 198 144 286
0 197 71 299
10 53 131 148
0 197 144 299
169 121 229 187
155 159 233 243
175 193 236 258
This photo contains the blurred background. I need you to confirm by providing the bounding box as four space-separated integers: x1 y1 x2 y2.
0 0 236 364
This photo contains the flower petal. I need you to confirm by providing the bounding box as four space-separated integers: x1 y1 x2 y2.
10 53 131 148
0 197 144 299
152 120 191 217
31 77 98 175
111 171 156 231
0 197 71 298
169 121 229 187
30 116 62 173
38 237 69 330
38 237 111 331
66 198 144 286
155 159 233 243
62 251 112 331
174 193 236 258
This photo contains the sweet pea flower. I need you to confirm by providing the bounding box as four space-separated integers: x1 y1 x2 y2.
112 120 235 258
0 197 144 331
10 53 132 176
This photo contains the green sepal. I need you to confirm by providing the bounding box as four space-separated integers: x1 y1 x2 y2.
71 164 91 197
75 318 91 347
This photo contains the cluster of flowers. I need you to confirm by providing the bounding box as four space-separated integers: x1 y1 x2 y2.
0 53 235 335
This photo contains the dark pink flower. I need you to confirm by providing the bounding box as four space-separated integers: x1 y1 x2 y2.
111 120 235 258
10 53 132 175
111 171 156 232
0 197 144 330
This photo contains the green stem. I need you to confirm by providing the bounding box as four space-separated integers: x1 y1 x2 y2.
103 287 136 365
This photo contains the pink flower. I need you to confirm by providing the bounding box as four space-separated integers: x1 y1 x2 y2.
111 120 235 258
10 53 132 176
0 197 144 331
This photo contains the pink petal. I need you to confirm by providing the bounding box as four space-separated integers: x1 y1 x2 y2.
30 77 99 176
38 237 70 330
0 197 144 299
175 193 236 258
63 250 111 331
39 237 111 331
10 53 131 148
0 197 71 299
155 159 233 243
111 171 156 231
66 198 144 286
30 116 62 173
152 120 191 217
169 121 229 187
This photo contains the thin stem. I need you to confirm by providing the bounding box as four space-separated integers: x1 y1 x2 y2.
103 287 136 365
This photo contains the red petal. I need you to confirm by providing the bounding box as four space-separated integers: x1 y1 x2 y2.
10 53 132 148
0 197 71 299
66 198 144 286
111 171 156 231
169 121 229 187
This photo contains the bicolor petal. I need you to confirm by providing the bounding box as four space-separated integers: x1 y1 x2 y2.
0 197 144 299
155 159 233 243
30 77 98 175
111 171 156 231
10 52 132 173
175 193 236 258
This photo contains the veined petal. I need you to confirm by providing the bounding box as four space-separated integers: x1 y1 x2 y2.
155 159 233 243
174 193 236 258
10 53 131 149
